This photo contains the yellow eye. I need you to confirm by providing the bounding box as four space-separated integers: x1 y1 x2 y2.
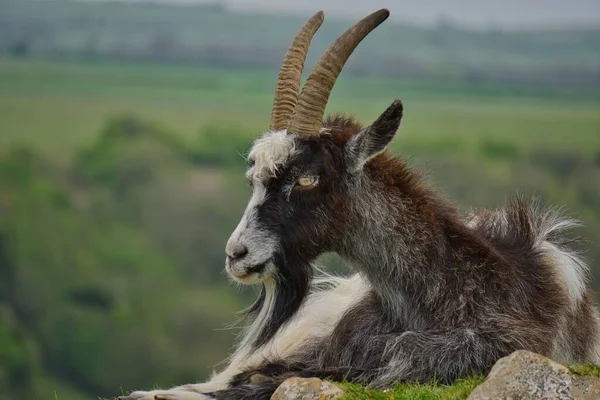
297 175 319 187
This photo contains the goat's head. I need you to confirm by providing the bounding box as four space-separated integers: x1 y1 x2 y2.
226 9 402 284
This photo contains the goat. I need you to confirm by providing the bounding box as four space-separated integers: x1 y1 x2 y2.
118 8 600 400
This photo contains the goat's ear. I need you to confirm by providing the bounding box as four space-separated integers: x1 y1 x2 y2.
345 100 403 172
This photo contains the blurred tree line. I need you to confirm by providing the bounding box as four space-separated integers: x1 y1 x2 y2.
0 115 599 399
0 118 256 398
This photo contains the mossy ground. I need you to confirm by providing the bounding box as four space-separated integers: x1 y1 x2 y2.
338 376 486 400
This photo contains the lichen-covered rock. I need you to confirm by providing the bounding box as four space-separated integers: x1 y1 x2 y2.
271 377 344 400
468 350 574 400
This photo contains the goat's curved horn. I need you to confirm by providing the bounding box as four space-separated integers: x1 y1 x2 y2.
287 9 390 136
270 11 325 131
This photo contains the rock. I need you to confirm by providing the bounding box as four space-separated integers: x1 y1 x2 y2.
572 375 600 399
271 377 344 400
468 350 574 400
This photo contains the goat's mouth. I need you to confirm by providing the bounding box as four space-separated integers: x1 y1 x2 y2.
227 260 270 284
245 262 267 275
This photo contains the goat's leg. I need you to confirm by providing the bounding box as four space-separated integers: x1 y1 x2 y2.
208 364 358 400
207 329 506 399
118 329 507 399
117 389 210 400
209 330 510 399
117 384 220 400
116 367 239 400
207 380 281 400
361 329 507 386
116 362 302 400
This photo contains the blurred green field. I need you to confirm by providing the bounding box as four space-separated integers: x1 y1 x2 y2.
1 58 599 159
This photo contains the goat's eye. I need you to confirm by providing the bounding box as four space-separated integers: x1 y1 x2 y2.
297 175 319 188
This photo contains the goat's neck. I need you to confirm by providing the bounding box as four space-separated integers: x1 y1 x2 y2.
339 168 472 326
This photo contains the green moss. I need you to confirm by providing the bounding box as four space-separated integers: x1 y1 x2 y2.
569 363 600 378
338 376 485 400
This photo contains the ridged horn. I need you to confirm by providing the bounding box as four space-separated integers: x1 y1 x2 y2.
287 9 390 136
270 11 325 131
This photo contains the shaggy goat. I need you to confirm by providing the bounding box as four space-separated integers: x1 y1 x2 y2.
118 8 600 400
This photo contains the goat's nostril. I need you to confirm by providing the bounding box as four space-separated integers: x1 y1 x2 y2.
233 246 248 259
228 244 248 261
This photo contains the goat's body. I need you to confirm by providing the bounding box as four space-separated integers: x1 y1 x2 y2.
213 200 600 398
121 199 598 400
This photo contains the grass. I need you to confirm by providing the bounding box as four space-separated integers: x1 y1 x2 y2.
569 363 600 378
339 376 486 400
0 58 598 160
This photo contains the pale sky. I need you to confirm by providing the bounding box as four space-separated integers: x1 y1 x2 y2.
112 0 600 29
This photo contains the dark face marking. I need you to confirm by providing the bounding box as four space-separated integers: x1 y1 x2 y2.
252 137 350 263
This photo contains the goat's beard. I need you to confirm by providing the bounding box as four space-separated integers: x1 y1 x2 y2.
243 252 313 350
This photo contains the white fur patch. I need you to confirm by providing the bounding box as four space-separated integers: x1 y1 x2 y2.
225 182 278 283
247 130 297 181
205 274 371 389
245 274 369 363
536 218 588 305
540 239 588 305
121 389 210 399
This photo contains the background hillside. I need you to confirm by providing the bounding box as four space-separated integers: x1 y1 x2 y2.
0 1 598 399
2 0 600 98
